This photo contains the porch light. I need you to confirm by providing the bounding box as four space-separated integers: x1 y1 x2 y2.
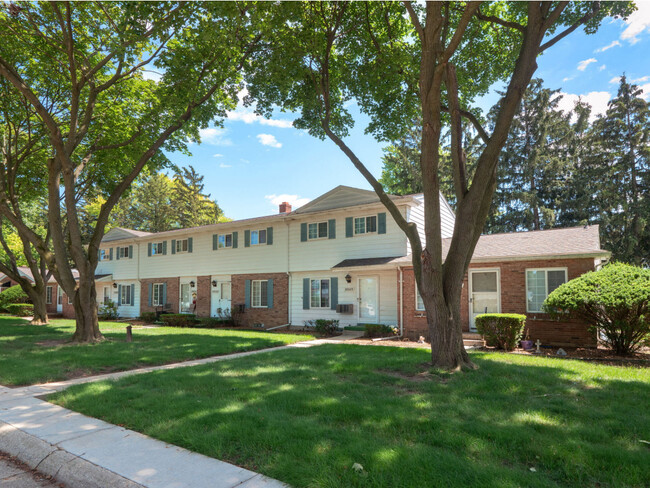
189 281 195 288
112 282 117 289
211 280 217 287
345 274 352 284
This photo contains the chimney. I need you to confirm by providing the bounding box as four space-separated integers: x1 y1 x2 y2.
279 201 292 214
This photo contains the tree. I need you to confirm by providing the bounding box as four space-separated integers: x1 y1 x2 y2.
173 166 224 228
247 1 633 369
0 2 260 342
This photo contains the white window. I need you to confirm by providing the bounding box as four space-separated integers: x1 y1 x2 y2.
218 234 233 249
526 268 568 313
415 285 424 311
100 249 110 261
251 229 267 246
252 280 268 308
46 286 53 305
68 292 73 305
310 278 330 308
118 246 130 259
308 222 328 239
354 216 377 235
121 285 131 306
103 286 111 305
175 239 189 253
152 283 164 306
151 242 164 256
57 287 62 305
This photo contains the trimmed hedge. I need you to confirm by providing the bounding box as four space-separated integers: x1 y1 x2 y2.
161 314 198 327
305 319 340 337
475 313 526 351
364 323 397 338
544 262 650 354
6 303 34 317
139 312 157 323
196 317 233 328
0 285 29 311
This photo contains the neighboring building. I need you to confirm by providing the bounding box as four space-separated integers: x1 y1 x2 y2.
86 185 608 347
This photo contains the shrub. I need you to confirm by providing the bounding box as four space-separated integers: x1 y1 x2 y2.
305 319 340 336
6 303 34 317
475 313 527 351
197 317 232 328
0 285 29 311
544 262 650 354
139 312 157 323
364 323 398 338
98 300 119 320
161 314 198 327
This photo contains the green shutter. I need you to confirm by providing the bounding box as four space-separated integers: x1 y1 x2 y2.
117 285 122 305
328 219 336 239
147 243 152 257
233 231 238 248
345 217 353 237
267 227 273 245
116 248 120 260
188 237 193 253
213 234 218 251
267 279 273 309
162 241 167 255
130 284 135 306
378 212 387 234
330 277 338 310
244 230 250 247
303 278 310 309
162 283 167 305
171 239 176 254
109 248 113 260
300 223 307 242
148 283 153 306
129 245 133 259
245 280 251 309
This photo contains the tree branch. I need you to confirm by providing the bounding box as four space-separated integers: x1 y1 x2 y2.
475 7 525 31
403 1 424 42
539 2 599 53
440 105 490 144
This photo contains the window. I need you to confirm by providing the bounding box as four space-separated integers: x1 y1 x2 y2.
308 222 328 239
354 216 377 235
103 286 111 305
175 239 189 253
100 249 110 261
46 286 53 305
252 280 268 308
68 292 73 305
415 285 424 311
310 279 330 308
152 283 164 306
118 246 130 259
526 268 567 313
121 285 131 306
57 287 62 305
218 234 233 249
251 229 267 245
151 242 164 256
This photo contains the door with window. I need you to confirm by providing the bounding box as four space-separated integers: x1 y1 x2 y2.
103 286 111 305
469 269 500 331
358 277 378 322
214 282 231 316
180 283 192 313
57 286 63 313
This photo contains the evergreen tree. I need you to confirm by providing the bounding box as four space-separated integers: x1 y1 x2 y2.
172 165 224 229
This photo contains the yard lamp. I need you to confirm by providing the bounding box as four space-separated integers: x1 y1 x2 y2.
345 274 352 284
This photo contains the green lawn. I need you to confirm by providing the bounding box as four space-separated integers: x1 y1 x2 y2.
0 317 313 386
50 345 650 488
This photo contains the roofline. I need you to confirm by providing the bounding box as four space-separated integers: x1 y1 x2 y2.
466 250 611 263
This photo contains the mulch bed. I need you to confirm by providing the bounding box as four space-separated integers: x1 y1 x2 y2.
507 345 650 366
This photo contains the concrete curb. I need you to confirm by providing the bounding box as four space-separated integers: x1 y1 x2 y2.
0 421 144 488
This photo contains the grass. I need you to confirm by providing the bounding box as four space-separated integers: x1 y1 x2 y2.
50 345 650 488
0 316 313 386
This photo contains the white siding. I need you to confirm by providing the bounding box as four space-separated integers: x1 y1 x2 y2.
109 280 140 318
406 193 456 254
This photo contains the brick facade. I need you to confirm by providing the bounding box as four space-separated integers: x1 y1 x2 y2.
46 283 58 314
140 277 180 315
231 273 289 327
195 276 211 318
61 292 76 319
401 257 598 347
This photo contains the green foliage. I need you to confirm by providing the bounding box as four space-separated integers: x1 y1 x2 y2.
363 323 398 338
475 314 527 351
0 285 29 311
98 301 118 320
161 314 198 328
173 166 225 229
305 319 340 337
197 317 232 328
139 312 157 324
544 263 650 354
6 303 33 317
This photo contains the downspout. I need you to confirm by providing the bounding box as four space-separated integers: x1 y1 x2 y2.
286 220 292 326
399 266 404 336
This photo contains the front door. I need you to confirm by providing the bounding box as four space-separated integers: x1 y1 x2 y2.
469 269 500 331
57 286 63 313
358 276 378 323
180 283 192 313
211 282 232 317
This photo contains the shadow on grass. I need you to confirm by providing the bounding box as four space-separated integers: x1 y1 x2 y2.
50 344 650 488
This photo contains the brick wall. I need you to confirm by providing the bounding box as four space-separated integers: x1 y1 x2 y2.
61 291 75 319
140 277 180 315
401 257 598 347
46 283 58 314
231 273 288 327
195 276 211 318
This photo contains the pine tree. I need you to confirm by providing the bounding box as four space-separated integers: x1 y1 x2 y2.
172 165 224 229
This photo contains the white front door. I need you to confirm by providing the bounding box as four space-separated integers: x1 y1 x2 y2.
57 287 63 313
180 283 192 313
211 282 231 317
358 276 379 323
469 269 500 331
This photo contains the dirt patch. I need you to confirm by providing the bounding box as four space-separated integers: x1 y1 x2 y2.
380 367 448 383
35 339 72 347
342 338 430 349
504 346 650 367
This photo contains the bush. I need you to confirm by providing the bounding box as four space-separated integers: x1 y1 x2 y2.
0 285 29 311
475 313 527 351
6 303 34 317
139 312 157 323
161 314 198 327
364 323 398 338
197 317 233 328
544 262 650 354
98 300 119 320
305 319 340 336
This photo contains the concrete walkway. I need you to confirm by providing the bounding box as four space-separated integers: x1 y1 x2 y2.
0 452 62 488
0 333 364 488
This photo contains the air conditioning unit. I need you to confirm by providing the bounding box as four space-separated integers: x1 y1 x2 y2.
336 304 353 314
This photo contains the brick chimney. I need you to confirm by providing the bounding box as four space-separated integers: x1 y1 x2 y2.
279 201 292 214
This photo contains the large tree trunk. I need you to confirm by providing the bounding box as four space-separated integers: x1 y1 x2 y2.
70 278 103 343
426 289 474 370
26 286 49 325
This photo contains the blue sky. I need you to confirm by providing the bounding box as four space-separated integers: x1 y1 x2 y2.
168 3 650 221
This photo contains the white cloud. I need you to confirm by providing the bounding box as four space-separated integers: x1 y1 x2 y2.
142 70 162 82
554 91 611 122
621 1 650 44
226 109 293 129
199 128 232 146
257 133 282 148
240 158 250 164
609 76 621 84
219 163 232 168
213 153 224 158
632 76 650 83
265 194 311 210
599 65 606 71
595 40 621 52
577 58 597 71
640 83 650 100
562 76 574 82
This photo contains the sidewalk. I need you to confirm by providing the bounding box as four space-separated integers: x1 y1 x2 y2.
0 451 62 488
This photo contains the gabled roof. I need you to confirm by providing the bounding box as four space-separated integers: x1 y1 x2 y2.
332 256 406 269
102 228 152 242
293 185 419 214
0 266 78 284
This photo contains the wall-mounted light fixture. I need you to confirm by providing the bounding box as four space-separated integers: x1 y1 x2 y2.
211 280 218 288
345 274 352 284
112 282 117 289
189 281 195 288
